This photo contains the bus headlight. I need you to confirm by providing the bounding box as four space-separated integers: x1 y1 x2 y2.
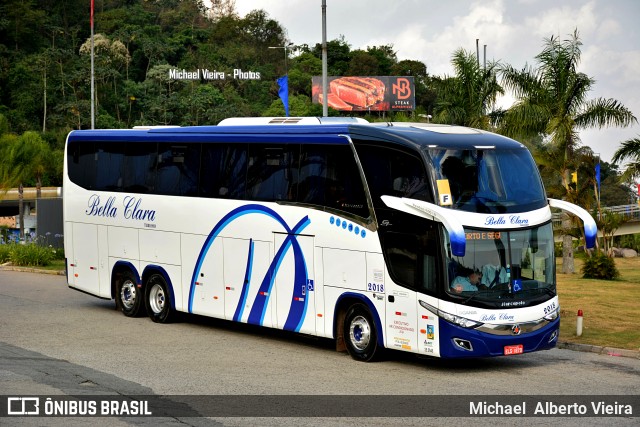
419 300 483 329
543 306 560 322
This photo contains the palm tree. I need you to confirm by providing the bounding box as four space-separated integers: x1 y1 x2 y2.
432 48 504 130
500 30 637 273
0 131 51 240
612 137 640 182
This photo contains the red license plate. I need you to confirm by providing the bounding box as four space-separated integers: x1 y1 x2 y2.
504 344 523 355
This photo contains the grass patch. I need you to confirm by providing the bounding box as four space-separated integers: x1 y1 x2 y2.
34 259 66 271
557 257 640 351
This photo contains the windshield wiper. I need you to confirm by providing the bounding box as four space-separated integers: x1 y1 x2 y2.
539 287 556 297
462 295 475 304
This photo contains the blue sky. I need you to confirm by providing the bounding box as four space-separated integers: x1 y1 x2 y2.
234 0 640 165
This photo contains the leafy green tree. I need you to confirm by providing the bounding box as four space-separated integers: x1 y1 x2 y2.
0 0 47 52
137 63 183 125
179 83 227 125
612 136 640 182
0 131 52 239
596 161 633 206
0 114 9 135
595 210 625 256
347 45 398 76
366 45 397 75
262 94 315 117
288 52 321 97
6 58 43 132
391 59 436 115
432 48 503 130
310 36 352 76
79 34 131 121
347 50 380 76
500 30 637 273
206 0 237 20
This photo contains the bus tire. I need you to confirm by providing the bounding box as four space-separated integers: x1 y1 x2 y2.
145 273 174 324
343 303 380 362
116 270 144 317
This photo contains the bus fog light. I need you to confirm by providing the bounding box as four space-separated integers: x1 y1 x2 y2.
453 338 473 351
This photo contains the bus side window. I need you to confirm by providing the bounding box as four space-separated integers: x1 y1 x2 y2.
156 143 200 197
298 144 368 218
383 232 418 288
356 143 432 207
95 141 125 192
67 140 97 190
200 143 248 200
122 142 156 193
382 228 439 294
246 144 298 202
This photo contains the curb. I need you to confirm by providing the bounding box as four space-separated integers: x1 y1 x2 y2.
2 265 639 359
557 341 640 359
0 265 66 276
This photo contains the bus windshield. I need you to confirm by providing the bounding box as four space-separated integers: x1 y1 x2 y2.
445 223 555 306
428 147 547 214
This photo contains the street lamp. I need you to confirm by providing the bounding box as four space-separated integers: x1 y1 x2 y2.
268 43 294 116
268 42 294 76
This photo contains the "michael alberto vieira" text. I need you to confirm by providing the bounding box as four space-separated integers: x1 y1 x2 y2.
470 400 633 415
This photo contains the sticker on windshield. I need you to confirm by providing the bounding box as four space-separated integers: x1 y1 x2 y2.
436 179 453 206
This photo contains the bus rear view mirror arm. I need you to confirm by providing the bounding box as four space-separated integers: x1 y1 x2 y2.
548 198 597 249
380 195 466 257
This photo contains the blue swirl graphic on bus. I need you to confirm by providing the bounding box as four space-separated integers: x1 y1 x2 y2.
188 204 311 332
232 239 254 323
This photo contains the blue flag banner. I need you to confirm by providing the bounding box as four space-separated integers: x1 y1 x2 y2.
277 76 289 117
595 162 601 197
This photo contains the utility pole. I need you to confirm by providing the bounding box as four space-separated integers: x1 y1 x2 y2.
90 0 95 129
321 0 328 117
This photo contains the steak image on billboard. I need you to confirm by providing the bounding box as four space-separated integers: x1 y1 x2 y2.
312 76 415 111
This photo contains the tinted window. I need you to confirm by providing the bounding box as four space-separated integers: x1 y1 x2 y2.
156 143 200 196
122 143 156 193
95 142 125 191
298 144 368 218
246 144 298 202
200 144 248 199
356 144 431 208
382 227 439 294
67 139 370 221
67 141 97 190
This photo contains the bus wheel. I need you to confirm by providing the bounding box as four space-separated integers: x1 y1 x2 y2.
145 274 174 324
116 271 144 317
344 303 380 362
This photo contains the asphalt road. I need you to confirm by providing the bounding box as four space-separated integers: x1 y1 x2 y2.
0 269 638 426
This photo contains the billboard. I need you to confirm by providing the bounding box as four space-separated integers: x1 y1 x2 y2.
312 76 415 112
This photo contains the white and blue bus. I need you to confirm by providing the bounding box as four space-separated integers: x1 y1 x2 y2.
63 117 596 360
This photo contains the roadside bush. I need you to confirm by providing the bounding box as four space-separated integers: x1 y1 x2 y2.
582 251 619 280
8 243 54 267
51 246 65 260
0 244 11 263
614 234 640 252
